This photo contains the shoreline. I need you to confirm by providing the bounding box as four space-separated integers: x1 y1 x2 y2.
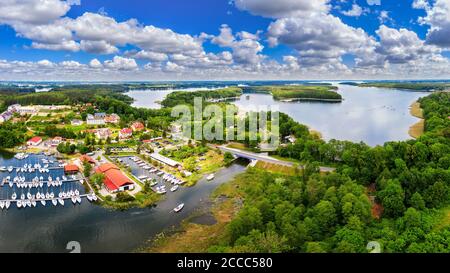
408 101 425 139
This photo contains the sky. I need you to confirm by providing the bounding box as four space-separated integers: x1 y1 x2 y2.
0 0 450 81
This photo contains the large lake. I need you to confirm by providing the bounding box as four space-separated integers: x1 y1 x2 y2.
0 153 247 252
127 84 429 146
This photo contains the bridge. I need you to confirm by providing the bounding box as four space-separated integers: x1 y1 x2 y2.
216 145 336 173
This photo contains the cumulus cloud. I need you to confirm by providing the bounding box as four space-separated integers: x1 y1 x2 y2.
414 0 450 48
79 40 118 54
234 0 330 18
342 4 365 17
0 0 74 25
103 56 138 70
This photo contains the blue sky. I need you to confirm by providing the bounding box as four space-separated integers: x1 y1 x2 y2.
0 0 449 80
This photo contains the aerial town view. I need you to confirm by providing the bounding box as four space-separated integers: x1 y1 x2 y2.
0 0 450 266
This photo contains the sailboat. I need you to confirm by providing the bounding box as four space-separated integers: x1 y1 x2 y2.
52 198 58 206
5 200 10 210
16 200 22 209
58 198 64 206
0 201 4 210
11 192 17 200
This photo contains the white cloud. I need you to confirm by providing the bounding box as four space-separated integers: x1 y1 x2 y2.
0 0 74 25
79 40 118 54
342 4 364 17
234 0 330 18
414 0 450 48
103 56 138 70
89 58 103 69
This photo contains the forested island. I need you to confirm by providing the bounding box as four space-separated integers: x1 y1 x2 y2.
160 87 243 107
246 85 342 102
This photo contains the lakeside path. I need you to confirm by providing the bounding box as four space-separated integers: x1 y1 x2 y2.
213 145 336 173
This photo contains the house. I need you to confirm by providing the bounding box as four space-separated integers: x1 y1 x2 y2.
94 128 111 140
150 152 181 168
50 136 63 147
80 154 96 165
7 104 20 113
64 164 79 174
86 114 106 125
119 128 133 139
95 112 106 119
71 119 83 126
131 121 145 131
142 137 163 143
27 136 43 146
104 114 120 124
0 111 13 123
17 106 37 116
96 163 135 193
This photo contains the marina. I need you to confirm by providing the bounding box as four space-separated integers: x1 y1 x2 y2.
0 153 97 211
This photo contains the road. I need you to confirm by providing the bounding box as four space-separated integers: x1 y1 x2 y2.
215 145 336 173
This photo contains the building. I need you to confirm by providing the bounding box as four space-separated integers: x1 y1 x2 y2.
86 114 106 125
64 164 79 174
27 136 43 146
150 153 181 168
71 119 84 126
80 154 96 165
94 128 111 140
119 128 133 139
17 106 38 116
0 111 12 123
104 114 120 124
96 163 135 193
142 137 163 144
131 121 145 131
49 136 63 147
7 104 20 113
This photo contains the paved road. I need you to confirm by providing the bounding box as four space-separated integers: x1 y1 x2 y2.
216 145 336 173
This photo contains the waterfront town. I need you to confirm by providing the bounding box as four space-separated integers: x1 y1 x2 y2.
0 102 229 211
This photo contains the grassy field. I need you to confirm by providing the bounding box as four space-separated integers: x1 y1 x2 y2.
254 161 298 176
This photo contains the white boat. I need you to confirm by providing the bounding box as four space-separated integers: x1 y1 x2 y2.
0 201 4 210
11 192 17 200
5 200 10 210
31 200 37 207
58 198 64 206
71 196 77 204
206 174 215 181
173 203 185 213
76 196 81 204
16 200 22 209
40 200 46 207
0 166 6 172
92 194 98 201
170 185 179 192
52 199 58 206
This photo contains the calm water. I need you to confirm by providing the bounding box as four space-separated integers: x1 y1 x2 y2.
0 154 247 252
127 84 431 146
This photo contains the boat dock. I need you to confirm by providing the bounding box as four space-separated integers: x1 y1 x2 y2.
0 179 81 187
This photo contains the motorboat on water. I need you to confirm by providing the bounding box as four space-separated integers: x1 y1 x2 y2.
58 198 64 206
52 199 58 206
173 203 185 213
170 185 179 192
206 174 215 181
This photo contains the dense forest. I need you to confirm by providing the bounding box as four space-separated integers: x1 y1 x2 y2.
207 92 450 253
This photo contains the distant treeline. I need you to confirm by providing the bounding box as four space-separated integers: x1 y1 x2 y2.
358 82 450 91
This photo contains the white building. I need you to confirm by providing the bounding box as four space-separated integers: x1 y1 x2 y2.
87 114 106 125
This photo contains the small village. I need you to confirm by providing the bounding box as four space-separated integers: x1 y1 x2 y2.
0 103 226 211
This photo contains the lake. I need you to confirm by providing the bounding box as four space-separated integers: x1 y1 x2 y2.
127 83 429 146
0 154 248 252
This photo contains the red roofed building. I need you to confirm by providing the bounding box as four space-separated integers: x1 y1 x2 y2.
80 154 96 165
27 136 42 146
96 163 135 193
64 164 79 174
131 122 145 132
119 128 133 139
